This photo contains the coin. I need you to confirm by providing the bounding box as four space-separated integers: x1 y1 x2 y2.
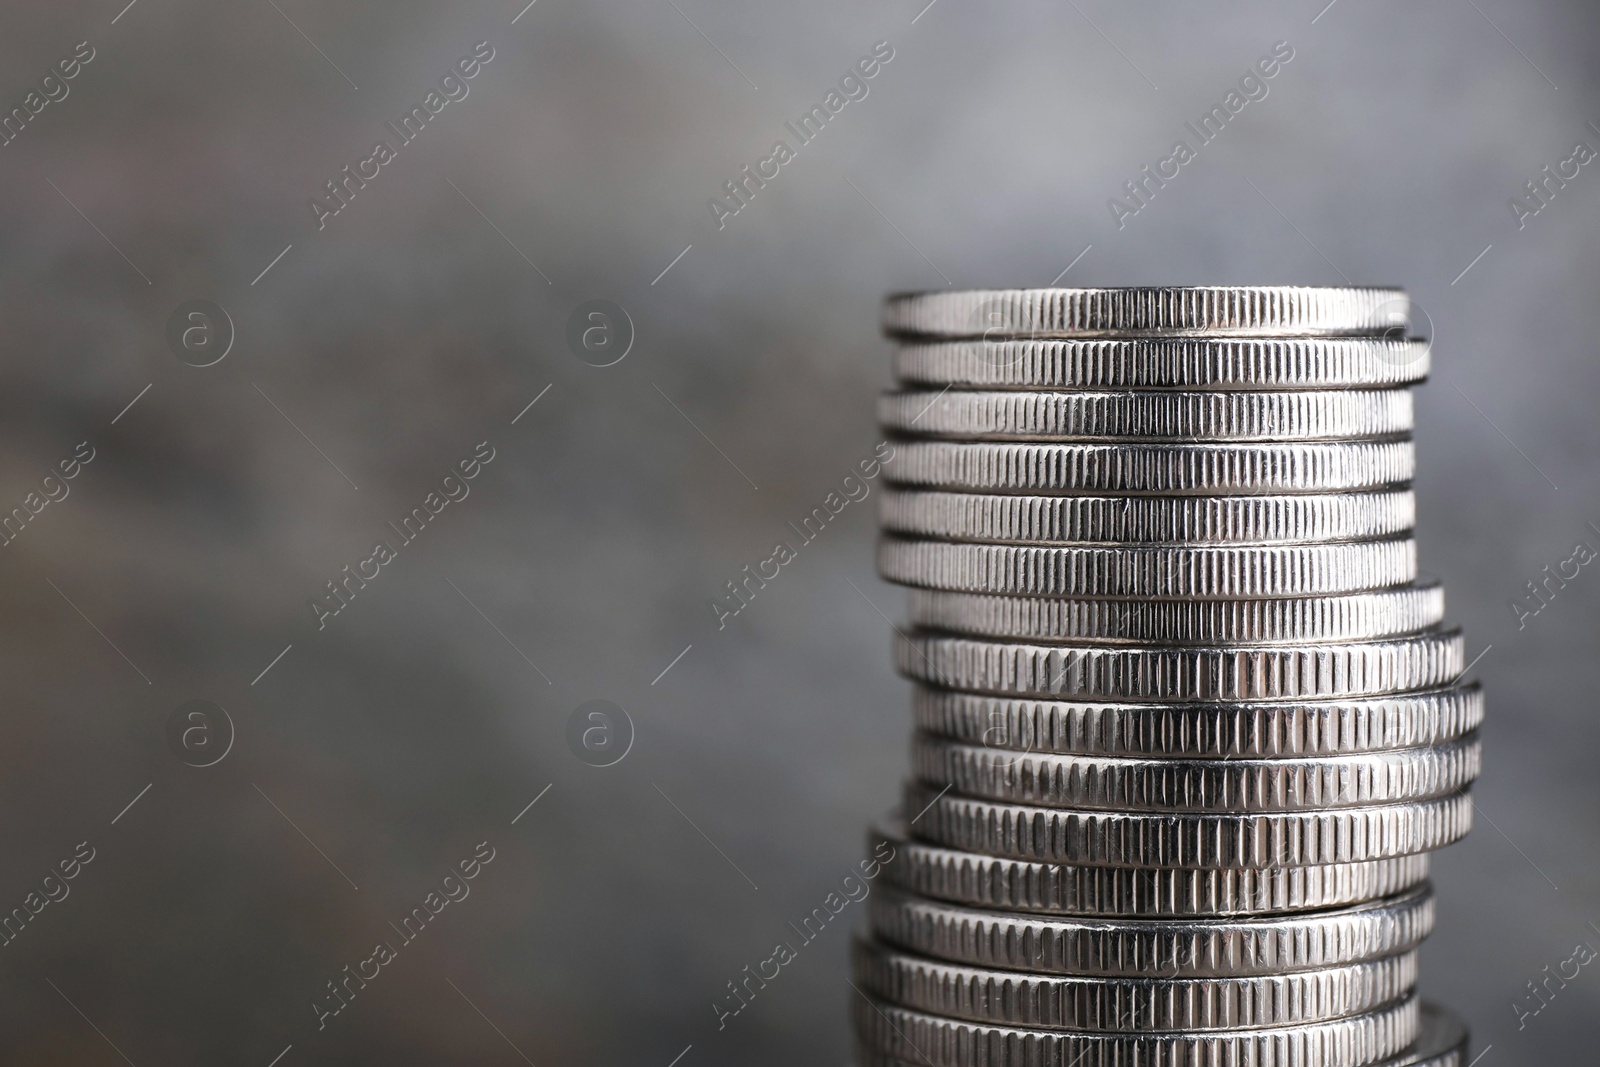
874 823 1431 916
890 336 1430 389
912 733 1481 812
879 487 1417 544
852 992 1419 1067
910 684 1485 757
876 489 1414 547
859 992 1470 1067
886 438 1414 494
1379 1001 1470 1067
857 1002 1468 1067
881 388 1414 441
867 884 1433 976
882 287 1409 339
905 583 1445 643
852 937 1418 1031
904 784 1472 867
895 630 1464 702
879 537 1418 598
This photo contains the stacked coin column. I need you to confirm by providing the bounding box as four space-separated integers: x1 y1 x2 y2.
850 288 1481 1067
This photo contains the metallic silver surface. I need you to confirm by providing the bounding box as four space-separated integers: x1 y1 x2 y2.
895 629 1465 701
882 287 1410 339
851 992 1419 1067
909 685 1485 757
878 536 1418 598
903 783 1473 867
879 487 1416 544
855 1000 1465 1067
866 884 1434 976
880 388 1413 441
890 337 1431 390
851 938 1419 1030
875 824 1431 916
853 285 1482 1062
886 438 1414 493
912 732 1481 812
1371 1002 1470 1067
904 583 1445 643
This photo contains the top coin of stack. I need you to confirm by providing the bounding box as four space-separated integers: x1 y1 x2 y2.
850 287 1478 1067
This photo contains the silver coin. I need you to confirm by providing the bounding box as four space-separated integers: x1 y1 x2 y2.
891 336 1430 390
911 684 1485 757
867 884 1433 977
852 937 1419 1031
1376 1001 1469 1067
855 999 1464 1067
852 992 1419 1067
905 583 1445 644
896 630 1465 702
873 822 1431 916
881 388 1414 441
912 733 1481 813
882 287 1409 339
904 783 1472 867
887 439 1414 494
879 537 1418 599
880 488 1416 544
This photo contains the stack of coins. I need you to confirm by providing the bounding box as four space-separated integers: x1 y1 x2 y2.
850 287 1480 1067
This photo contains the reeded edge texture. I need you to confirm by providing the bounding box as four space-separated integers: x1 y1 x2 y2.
879 488 1417 545
897 629 1465 702
873 822 1432 916
851 937 1419 1031
880 388 1415 442
866 884 1434 976
851 991 1419 1067
886 438 1415 494
879 537 1419 599
890 336 1430 390
854 999 1465 1067
903 784 1473 867
1382 1002 1469 1067
910 684 1486 757
882 287 1410 339
913 732 1481 813
904 583 1445 644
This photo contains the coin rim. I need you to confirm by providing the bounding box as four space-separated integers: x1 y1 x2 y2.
886 437 1416 494
890 336 1431 390
852 937 1420 1031
873 820 1432 916
879 536 1420 598
879 487 1418 544
903 783 1474 867
867 882 1436 975
909 683 1486 757
880 388 1415 442
912 732 1482 813
897 628 1465 702
852 991 1420 1067
904 583 1445 644
882 287 1410 340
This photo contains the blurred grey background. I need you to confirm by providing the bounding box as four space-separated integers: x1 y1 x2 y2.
0 0 1595 1062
